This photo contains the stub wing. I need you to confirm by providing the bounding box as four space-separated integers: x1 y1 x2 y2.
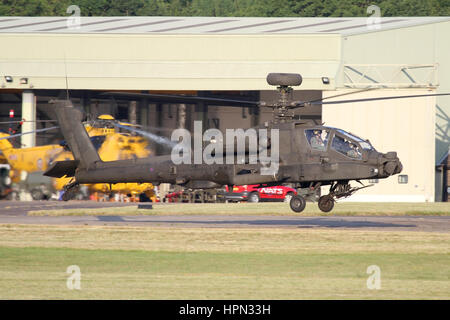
44 160 79 178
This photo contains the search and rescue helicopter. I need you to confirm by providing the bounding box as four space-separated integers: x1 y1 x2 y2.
0 115 155 200
44 73 450 213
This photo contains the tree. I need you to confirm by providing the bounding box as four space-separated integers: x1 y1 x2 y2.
0 0 448 17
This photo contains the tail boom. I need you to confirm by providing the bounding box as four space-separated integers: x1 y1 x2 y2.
52 100 101 169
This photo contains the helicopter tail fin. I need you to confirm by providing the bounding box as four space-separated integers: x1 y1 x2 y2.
51 100 101 169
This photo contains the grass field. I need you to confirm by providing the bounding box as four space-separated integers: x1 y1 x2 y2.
28 201 450 216
0 224 449 299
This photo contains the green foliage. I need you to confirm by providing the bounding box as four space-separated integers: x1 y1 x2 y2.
0 0 448 16
0 0 70 15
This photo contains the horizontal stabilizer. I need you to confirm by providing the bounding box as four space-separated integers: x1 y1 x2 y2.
44 160 79 178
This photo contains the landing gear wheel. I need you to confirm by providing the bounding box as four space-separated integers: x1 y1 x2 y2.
318 195 334 213
62 191 72 201
289 195 306 213
62 181 79 201
62 189 77 201
248 192 260 203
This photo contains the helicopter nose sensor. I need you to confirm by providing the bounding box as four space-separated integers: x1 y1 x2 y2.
380 152 403 176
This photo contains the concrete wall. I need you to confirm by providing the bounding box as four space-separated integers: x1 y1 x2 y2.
340 20 450 165
0 33 341 91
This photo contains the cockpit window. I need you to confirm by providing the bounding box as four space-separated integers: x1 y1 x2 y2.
305 129 330 151
336 129 373 150
331 134 362 159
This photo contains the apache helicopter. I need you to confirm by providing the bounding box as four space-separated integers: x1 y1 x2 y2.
44 73 450 213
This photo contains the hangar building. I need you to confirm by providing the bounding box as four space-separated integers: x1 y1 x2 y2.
0 16 449 202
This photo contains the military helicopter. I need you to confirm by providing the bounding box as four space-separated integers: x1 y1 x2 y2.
44 73 450 213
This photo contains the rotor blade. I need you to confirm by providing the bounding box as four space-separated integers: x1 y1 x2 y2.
99 92 260 107
83 118 142 128
0 126 59 140
293 88 378 107
309 92 450 105
117 121 142 127
112 123 176 148
137 125 175 133
0 120 58 125
117 123 174 133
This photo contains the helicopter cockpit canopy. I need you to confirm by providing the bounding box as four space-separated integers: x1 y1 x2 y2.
331 134 362 159
331 128 374 160
334 129 374 151
305 127 374 160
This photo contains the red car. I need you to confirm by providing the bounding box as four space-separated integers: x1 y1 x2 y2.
222 184 297 203
164 191 183 203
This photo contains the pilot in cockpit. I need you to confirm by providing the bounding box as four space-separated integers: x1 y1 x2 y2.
346 143 361 159
310 129 325 150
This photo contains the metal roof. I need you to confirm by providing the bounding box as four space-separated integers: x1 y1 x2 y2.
0 16 448 35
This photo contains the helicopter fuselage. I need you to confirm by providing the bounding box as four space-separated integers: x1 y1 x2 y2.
46 119 402 191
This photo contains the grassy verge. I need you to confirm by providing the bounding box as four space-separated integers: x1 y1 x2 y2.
27 202 450 216
0 224 449 299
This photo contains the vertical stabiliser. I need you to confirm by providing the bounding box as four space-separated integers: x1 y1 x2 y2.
52 100 101 169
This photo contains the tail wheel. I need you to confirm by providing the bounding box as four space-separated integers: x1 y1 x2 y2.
61 191 73 201
62 182 79 201
248 192 260 203
289 195 306 213
318 195 334 213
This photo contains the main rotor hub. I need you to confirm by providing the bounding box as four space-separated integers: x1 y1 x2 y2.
265 73 303 123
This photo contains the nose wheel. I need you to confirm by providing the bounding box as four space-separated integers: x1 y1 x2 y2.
289 195 306 213
288 182 374 213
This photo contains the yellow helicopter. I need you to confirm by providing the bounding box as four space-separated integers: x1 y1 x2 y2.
0 115 156 201
0 131 61 183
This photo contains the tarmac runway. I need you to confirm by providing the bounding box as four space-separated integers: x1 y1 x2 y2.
0 200 449 233
0 200 135 216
